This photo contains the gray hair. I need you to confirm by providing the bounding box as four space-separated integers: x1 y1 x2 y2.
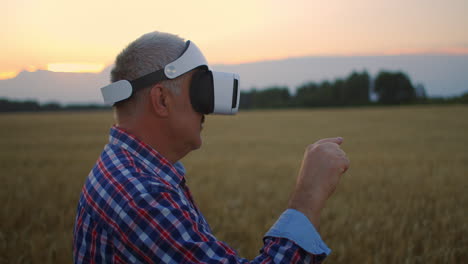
110 31 188 96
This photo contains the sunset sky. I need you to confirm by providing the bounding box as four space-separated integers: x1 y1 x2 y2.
2 0 467 80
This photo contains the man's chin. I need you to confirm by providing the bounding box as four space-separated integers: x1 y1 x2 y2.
191 137 202 150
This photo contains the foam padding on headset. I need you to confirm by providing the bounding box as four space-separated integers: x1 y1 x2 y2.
189 69 214 114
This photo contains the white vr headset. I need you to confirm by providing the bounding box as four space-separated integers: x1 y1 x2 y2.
101 41 240 115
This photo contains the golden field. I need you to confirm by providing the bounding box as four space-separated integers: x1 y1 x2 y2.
0 105 467 263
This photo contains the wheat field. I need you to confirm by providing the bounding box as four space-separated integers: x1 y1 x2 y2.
1 105 467 263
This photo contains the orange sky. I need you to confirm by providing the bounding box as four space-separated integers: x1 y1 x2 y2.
1 0 467 80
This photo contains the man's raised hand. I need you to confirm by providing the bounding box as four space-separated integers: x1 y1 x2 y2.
288 137 350 228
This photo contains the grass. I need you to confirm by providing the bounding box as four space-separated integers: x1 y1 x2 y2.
1 105 467 263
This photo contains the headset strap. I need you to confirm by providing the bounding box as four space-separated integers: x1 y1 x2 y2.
129 69 168 91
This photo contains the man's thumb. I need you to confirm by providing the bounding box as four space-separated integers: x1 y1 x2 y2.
316 137 343 145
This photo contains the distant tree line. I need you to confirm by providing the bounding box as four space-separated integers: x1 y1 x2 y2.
240 70 468 109
1 70 467 112
0 99 109 112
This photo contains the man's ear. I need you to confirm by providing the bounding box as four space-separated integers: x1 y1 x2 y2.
149 84 170 117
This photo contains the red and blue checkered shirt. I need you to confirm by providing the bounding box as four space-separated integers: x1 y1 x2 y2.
73 126 329 263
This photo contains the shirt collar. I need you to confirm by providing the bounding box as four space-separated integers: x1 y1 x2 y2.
108 125 186 187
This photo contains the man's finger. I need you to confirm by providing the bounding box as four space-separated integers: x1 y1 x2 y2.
342 156 350 173
316 137 343 145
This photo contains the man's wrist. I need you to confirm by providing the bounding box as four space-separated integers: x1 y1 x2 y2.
287 203 322 229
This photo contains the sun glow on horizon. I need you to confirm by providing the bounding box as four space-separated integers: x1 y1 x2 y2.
0 71 19 80
47 63 105 73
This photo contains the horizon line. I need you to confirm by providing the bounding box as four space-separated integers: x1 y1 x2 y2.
2 51 468 80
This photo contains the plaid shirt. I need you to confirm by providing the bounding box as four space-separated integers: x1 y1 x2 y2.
73 126 327 263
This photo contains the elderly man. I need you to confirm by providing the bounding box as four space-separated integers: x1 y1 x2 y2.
73 31 349 263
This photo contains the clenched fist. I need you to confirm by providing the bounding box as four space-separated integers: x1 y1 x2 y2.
288 137 350 228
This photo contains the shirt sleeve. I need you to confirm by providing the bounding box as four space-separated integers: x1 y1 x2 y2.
113 186 328 264
265 209 331 257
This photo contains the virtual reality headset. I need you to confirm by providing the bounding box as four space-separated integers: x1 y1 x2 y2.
101 40 240 115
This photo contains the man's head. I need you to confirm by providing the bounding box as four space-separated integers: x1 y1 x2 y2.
110 32 187 114
110 31 205 162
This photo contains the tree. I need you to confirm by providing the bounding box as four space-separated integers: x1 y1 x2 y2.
295 82 320 107
239 87 291 109
0 98 40 112
295 71 370 107
374 71 416 104
239 90 254 109
344 71 370 105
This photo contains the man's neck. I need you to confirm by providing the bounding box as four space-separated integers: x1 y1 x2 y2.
116 118 185 165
